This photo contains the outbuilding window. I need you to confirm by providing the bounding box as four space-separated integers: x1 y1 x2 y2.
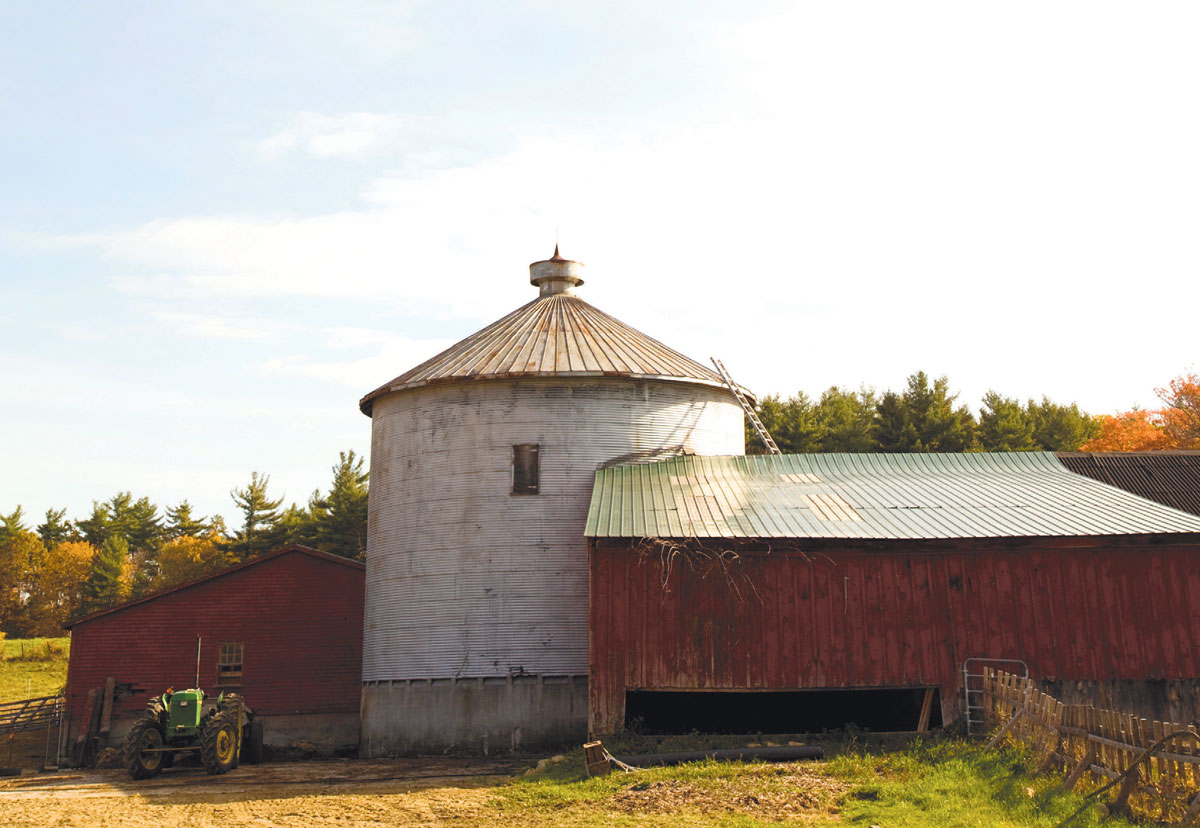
512 444 540 495
217 642 243 686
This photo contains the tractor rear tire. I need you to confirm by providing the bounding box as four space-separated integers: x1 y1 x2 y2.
200 710 240 775
125 717 167 780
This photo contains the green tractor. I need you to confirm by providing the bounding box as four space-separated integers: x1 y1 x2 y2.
124 687 262 779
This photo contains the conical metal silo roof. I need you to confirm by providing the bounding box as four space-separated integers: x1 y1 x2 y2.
359 252 733 415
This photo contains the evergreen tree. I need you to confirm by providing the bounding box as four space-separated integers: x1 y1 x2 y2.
313 450 369 560
874 390 916 452
752 393 820 453
815 386 878 452
165 500 210 539
1027 397 1098 451
1 505 28 543
80 535 128 616
228 472 284 560
978 391 1035 451
77 501 112 547
901 371 977 451
263 502 317 551
36 507 74 548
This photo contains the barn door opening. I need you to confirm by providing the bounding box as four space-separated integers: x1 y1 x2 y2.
624 687 942 735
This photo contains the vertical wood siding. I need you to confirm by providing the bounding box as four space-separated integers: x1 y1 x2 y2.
64 551 363 742
589 537 1200 734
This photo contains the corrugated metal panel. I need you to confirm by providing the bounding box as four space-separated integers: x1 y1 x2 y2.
585 452 1200 539
588 536 1200 734
359 294 731 413
1057 452 1200 517
64 550 364 744
363 378 745 683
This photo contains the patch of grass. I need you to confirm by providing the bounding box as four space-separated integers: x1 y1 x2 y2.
0 637 70 701
826 738 1144 828
497 735 1145 827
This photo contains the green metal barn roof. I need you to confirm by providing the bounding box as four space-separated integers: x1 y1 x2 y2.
584 452 1200 540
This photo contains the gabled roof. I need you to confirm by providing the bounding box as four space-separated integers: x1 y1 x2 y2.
585 452 1200 540
359 293 729 414
65 545 364 629
1056 452 1200 518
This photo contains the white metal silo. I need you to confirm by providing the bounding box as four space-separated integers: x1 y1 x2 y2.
359 250 746 754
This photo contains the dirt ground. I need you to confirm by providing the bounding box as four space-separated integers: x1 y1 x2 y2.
0 756 530 827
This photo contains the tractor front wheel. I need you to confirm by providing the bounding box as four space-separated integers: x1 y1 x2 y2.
125 717 167 779
200 711 240 775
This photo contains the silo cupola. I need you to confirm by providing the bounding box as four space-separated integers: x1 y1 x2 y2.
529 245 584 296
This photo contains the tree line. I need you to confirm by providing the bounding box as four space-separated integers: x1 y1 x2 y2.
747 370 1200 454
0 450 367 637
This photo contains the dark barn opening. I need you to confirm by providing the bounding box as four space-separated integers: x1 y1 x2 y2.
624 687 942 735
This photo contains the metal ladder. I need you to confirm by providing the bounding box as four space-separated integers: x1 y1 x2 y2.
962 657 1028 735
711 357 781 455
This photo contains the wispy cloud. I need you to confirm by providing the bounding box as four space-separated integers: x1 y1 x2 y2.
149 310 278 341
256 112 436 160
254 328 456 389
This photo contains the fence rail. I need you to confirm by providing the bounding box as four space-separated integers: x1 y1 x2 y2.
0 695 64 737
984 668 1200 825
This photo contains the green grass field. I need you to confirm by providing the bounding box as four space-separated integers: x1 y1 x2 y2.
501 737 1143 828
0 636 70 702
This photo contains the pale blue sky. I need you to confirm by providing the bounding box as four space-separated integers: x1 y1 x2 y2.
2 1 1197 527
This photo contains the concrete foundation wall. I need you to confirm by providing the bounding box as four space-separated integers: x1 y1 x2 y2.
361 674 587 756
104 711 359 757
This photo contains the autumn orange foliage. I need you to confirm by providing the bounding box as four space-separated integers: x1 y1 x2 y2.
1157 372 1200 450
1080 371 1200 452
1080 410 1170 452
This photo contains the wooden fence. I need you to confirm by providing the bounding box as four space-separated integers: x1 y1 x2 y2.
985 669 1200 824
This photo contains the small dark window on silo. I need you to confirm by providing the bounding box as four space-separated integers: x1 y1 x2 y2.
512 444 539 495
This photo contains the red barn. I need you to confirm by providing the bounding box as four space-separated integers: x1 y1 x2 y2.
64 545 364 757
585 453 1200 735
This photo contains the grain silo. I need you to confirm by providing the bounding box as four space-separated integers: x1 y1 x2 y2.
358 249 746 754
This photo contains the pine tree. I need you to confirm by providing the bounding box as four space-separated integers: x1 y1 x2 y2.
815 386 878 452
0 505 28 544
165 500 210 539
314 450 369 560
228 472 284 560
36 508 74 548
80 535 128 616
1027 397 1097 451
752 393 820 453
978 391 1035 451
874 390 916 452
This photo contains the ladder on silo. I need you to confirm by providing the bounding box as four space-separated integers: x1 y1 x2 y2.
711 357 781 455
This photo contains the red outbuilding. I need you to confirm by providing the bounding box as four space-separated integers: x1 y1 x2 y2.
585 453 1200 735
63 545 364 759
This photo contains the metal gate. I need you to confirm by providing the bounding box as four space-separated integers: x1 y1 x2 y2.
962 658 1027 735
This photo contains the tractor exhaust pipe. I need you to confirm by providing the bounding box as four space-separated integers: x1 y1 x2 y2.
195 636 202 690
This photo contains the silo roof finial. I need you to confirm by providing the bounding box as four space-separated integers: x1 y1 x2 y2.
530 246 585 296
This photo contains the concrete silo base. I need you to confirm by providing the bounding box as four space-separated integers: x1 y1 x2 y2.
360 674 588 756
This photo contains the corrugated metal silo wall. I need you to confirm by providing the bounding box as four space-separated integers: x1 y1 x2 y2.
364 377 744 683
589 535 1200 734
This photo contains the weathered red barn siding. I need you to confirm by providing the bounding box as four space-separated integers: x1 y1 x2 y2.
64 547 364 744
589 535 1200 734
